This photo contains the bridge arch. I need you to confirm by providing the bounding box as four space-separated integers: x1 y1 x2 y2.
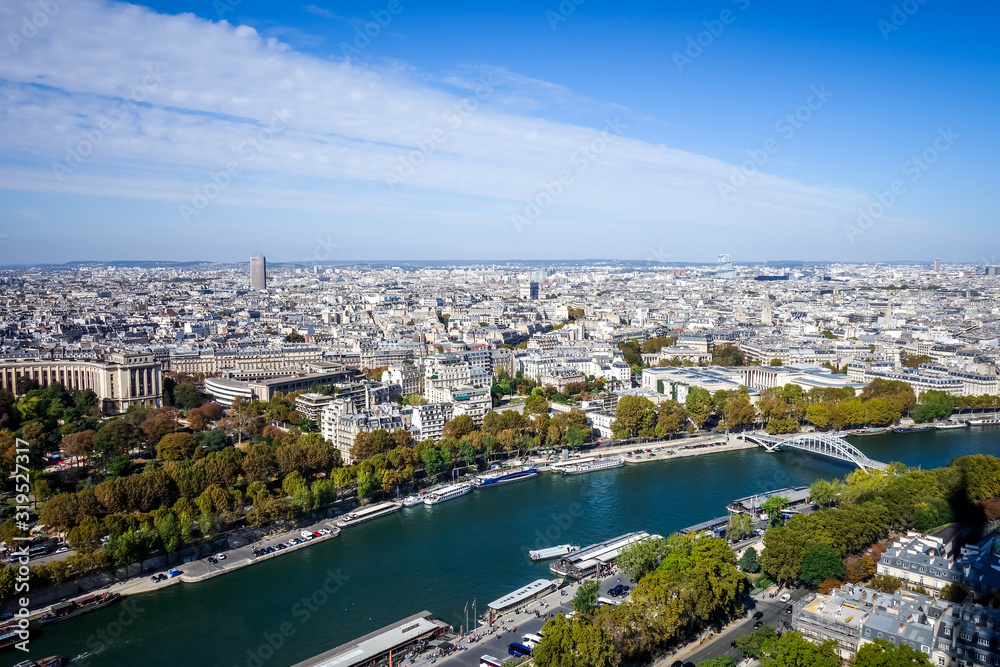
741 432 887 471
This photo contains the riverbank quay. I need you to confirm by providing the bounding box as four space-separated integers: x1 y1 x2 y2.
534 433 756 470
26 519 341 621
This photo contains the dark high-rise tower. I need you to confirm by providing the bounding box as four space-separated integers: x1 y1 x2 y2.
250 255 267 290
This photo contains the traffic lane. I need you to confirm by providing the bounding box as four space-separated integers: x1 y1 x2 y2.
670 590 805 666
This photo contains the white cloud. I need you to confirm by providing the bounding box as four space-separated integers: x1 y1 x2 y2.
0 0 891 258
303 5 336 20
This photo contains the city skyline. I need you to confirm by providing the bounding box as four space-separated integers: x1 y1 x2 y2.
1 1 998 263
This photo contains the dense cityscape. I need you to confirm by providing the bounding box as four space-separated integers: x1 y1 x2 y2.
0 257 999 666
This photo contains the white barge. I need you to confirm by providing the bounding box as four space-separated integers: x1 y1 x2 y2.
336 501 402 528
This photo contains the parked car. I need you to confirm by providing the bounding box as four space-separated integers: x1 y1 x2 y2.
217 553 227 561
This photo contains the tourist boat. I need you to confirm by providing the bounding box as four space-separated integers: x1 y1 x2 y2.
558 457 625 475
401 494 424 507
528 544 579 561
423 483 472 505
473 465 540 488
934 421 968 429
0 620 23 650
893 425 929 433
969 418 1000 426
847 427 891 436
39 592 120 625
13 658 68 667
335 501 402 527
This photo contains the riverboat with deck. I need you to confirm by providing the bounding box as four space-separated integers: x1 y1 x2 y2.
336 501 402 527
423 483 472 505
473 465 539 488
39 592 120 625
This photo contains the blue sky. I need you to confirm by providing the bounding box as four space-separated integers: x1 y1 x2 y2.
0 0 997 264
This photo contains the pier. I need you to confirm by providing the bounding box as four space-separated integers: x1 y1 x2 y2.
550 531 655 578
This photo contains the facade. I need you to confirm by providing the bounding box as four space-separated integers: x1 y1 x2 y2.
411 402 453 441
168 344 323 375
520 281 539 300
448 385 491 427
294 392 337 421
203 377 254 406
0 352 162 415
319 399 408 464
877 530 965 593
250 255 267 290
382 363 423 396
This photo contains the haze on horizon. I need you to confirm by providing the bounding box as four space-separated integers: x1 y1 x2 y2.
0 0 997 265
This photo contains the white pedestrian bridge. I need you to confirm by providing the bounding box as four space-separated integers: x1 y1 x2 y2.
740 432 888 471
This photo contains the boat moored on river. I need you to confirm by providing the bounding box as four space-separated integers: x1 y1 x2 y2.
423 483 472 505
336 501 402 527
550 532 656 578
550 456 625 475
934 421 969 429
970 418 1000 426
473 465 539 488
529 544 579 561
39 593 120 625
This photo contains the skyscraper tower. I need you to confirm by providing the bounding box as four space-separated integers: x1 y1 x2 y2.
761 293 773 325
934 258 941 273
884 301 894 329
250 255 267 291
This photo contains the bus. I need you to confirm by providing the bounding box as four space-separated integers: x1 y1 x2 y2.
521 633 543 649
479 655 506 667
507 642 533 657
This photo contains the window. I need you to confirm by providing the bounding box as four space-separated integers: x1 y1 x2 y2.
962 633 973 641
979 638 990 646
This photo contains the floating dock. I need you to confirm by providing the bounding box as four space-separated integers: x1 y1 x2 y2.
529 544 578 561
549 531 655 578
487 578 558 617
290 611 447 667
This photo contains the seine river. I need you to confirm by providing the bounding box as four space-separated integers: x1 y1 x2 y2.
22 428 1000 666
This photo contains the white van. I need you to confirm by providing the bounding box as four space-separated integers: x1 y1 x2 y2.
522 633 543 649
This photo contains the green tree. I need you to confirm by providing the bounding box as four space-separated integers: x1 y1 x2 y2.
759 631 840 667
612 395 656 438
616 537 669 582
533 614 615 667
806 403 832 430
761 495 790 523
939 583 969 603
734 624 777 659
912 390 955 423
571 580 601 616
685 387 713 429
739 547 760 573
173 382 203 409
697 657 735 667
852 638 931 667
800 542 847 585
729 512 756 541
